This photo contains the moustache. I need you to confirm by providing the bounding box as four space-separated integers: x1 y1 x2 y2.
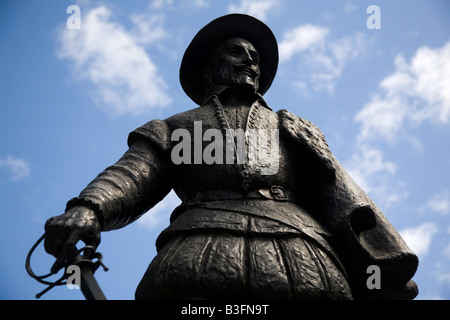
234 65 260 77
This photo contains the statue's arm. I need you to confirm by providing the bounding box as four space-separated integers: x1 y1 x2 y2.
66 139 172 231
44 120 172 271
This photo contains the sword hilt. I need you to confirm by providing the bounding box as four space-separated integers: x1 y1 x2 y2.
74 246 109 273
26 233 108 299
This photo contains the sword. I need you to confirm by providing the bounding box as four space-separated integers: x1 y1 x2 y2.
26 233 108 300
70 247 108 300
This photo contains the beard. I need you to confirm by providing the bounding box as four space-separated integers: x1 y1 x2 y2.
230 74 259 92
211 65 260 93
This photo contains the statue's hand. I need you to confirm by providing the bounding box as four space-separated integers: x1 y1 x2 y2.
44 206 101 273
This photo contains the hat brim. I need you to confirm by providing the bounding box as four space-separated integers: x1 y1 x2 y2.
180 14 279 105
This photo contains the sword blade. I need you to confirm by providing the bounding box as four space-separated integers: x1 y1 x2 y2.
78 263 107 300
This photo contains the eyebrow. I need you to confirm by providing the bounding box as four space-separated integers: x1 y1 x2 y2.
227 42 260 58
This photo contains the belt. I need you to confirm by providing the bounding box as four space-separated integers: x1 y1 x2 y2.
185 185 302 206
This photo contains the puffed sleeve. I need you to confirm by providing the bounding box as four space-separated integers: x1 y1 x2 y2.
66 120 173 231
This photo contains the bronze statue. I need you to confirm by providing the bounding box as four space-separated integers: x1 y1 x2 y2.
43 14 418 299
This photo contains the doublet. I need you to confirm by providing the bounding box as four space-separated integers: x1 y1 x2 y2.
134 92 352 299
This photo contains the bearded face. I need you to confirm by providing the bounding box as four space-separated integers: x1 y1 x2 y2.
203 37 261 93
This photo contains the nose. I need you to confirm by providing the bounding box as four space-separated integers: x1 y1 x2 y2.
243 50 255 65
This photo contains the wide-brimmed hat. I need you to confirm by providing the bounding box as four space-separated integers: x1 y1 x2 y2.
180 13 279 105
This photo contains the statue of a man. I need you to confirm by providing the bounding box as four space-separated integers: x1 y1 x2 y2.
44 14 418 299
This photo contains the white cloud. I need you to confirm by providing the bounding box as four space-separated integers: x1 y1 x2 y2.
347 41 450 210
399 222 438 256
151 0 174 8
355 41 450 144
279 24 328 62
279 24 366 95
409 44 450 124
345 146 408 207
355 91 409 144
192 0 210 8
421 190 450 215
0 155 31 182
343 3 358 14
151 0 210 10
310 33 366 93
228 0 279 21
151 0 209 9
56 6 172 116
130 13 168 46
138 190 181 229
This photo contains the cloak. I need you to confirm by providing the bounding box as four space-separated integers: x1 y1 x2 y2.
278 109 418 299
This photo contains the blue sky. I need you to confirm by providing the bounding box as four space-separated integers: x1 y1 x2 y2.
1 0 449 300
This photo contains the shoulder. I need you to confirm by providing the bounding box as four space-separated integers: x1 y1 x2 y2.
127 105 213 151
276 109 326 141
127 119 172 152
165 105 214 128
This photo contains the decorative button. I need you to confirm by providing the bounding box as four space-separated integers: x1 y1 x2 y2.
270 185 288 201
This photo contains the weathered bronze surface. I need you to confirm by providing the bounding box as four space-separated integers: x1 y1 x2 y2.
43 14 418 300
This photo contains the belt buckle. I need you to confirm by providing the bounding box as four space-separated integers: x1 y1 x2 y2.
270 185 288 201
